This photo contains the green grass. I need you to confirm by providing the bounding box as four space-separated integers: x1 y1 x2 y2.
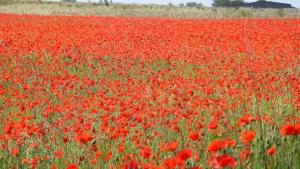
0 1 299 18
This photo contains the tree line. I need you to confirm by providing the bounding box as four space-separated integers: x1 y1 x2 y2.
212 0 245 7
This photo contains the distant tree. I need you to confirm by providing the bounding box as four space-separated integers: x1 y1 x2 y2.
62 0 76 2
179 3 185 7
186 2 197 7
212 0 230 7
230 0 245 7
196 3 203 8
212 0 244 7
104 0 109 6
186 2 203 8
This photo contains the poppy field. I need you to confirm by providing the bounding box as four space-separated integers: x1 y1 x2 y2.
0 14 299 169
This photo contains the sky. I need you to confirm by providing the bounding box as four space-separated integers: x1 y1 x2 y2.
76 0 300 8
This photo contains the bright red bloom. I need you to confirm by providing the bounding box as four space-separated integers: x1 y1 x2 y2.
206 117 218 129
189 167 203 169
188 131 199 141
239 149 250 160
2 121 14 135
280 124 295 136
65 164 77 169
139 146 151 158
267 145 276 156
164 157 179 169
10 147 19 155
208 154 235 168
90 158 97 164
75 133 93 144
118 143 124 153
295 123 300 134
216 154 235 168
237 113 253 126
123 160 138 169
50 164 57 169
164 140 178 152
54 149 63 158
104 151 112 160
206 139 226 152
240 130 256 143
176 149 192 161
224 138 235 147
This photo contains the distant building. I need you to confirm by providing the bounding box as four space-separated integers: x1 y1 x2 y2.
245 1 294 9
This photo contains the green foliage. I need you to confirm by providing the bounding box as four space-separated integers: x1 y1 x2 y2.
213 0 229 7
213 0 245 7
104 0 109 6
0 2 299 18
62 0 77 2
276 9 285 17
0 0 9 4
239 9 253 17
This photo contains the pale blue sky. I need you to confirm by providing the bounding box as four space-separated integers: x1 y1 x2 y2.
77 0 300 8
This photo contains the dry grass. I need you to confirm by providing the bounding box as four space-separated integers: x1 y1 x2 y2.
0 2 299 18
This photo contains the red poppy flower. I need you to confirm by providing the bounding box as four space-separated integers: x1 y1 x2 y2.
139 146 151 158
65 164 77 169
237 113 253 126
206 117 218 129
50 164 57 169
189 167 203 169
164 140 178 152
224 138 235 147
54 149 63 158
267 145 276 156
176 149 192 161
240 130 256 143
206 139 226 152
164 157 178 169
294 123 300 135
239 149 250 160
216 154 235 168
10 147 19 155
75 132 93 144
123 159 138 169
188 131 199 141
280 124 295 136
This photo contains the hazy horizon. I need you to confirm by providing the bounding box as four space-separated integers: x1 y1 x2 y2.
76 0 300 8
